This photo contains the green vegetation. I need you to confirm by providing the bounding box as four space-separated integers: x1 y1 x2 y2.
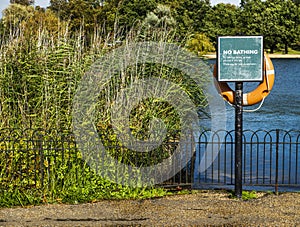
0 22 203 206
0 0 299 206
0 1 207 206
2 0 299 54
229 190 258 200
0 133 172 207
241 190 258 200
273 48 300 55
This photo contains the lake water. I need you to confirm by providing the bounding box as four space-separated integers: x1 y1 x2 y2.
207 58 300 131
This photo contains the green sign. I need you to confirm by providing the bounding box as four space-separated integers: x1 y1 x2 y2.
217 36 263 82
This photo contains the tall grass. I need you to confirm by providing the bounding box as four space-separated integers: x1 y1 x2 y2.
0 15 207 130
0 16 208 206
0 19 88 129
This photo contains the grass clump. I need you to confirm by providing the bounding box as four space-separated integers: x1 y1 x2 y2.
228 190 258 201
242 190 258 200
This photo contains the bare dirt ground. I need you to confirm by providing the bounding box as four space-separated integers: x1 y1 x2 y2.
0 190 300 226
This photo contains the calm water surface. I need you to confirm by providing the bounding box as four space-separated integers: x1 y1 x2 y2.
207 58 300 131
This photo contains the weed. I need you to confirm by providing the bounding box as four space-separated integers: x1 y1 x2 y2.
228 190 258 200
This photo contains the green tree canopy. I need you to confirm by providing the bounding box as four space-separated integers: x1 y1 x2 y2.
202 3 241 46
166 0 210 38
240 0 299 53
144 4 176 29
293 0 300 5
49 0 103 32
97 0 157 33
49 0 68 17
2 3 34 33
186 33 215 56
10 0 34 6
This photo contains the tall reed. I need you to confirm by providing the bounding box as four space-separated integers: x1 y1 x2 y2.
0 15 208 206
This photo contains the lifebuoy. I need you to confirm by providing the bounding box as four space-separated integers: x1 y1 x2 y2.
213 54 275 106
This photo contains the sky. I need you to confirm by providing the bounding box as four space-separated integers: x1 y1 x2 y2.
0 0 241 18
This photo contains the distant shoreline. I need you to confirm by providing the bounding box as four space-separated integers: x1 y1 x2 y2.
203 53 300 59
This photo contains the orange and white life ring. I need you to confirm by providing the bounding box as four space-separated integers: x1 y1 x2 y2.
213 54 275 106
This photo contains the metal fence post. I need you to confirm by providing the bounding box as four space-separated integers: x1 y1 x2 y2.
275 129 279 195
38 135 44 189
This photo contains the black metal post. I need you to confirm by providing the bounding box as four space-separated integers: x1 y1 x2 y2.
275 129 279 195
235 82 243 198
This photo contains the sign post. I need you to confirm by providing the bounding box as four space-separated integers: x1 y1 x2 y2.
235 82 243 198
217 36 263 198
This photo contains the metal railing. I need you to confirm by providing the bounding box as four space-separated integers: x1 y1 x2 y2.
194 129 300 192
0 129 79 190
0 128 299 191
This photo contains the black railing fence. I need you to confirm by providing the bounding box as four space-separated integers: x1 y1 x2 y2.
194 129 300 192
0 128 299 191
0 128 80 190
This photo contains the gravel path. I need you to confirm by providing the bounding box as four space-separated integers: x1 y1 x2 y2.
0 191 300 226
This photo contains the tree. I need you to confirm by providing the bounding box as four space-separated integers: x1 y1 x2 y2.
139 4 176 41
239 0 278 51
239 0 264 34
293 0 300 5
10 0 34 6
166 0 211 38
49 0 103 32
275 0 299 53
186 33 215 56
2 3 35 33
240 0 299 53
49 0 68 17
202 3 241 46
95 0 158 36
24 8 68 38
113 0 157 30
144 4 176 29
